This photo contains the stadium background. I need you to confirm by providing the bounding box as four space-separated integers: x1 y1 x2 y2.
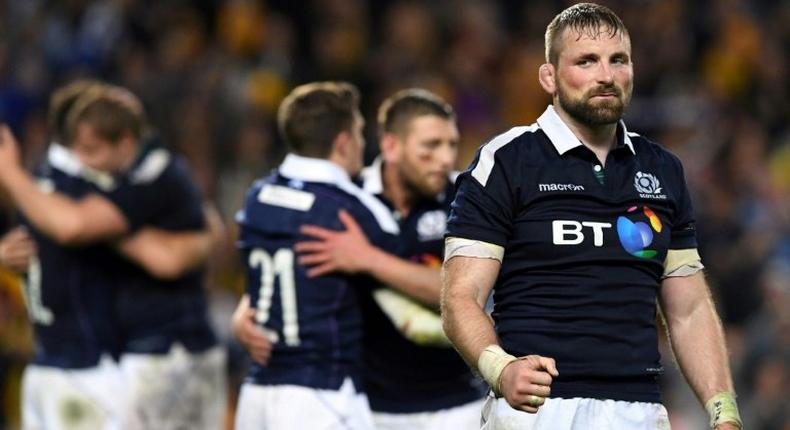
0 0 786 429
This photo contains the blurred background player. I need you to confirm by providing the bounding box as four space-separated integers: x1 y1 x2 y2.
65 85 227 430
0 81 226 429
301 88 485 430
234 82 398 430
0 81 139 429
237 88 486 429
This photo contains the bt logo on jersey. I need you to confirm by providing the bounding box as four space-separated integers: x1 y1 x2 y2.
616 206 663 259
552 220 612 247
551 206 664 258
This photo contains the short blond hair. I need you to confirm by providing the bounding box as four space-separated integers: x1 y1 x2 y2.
544 3 629 65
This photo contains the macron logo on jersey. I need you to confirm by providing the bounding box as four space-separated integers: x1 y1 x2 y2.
539 183 585 192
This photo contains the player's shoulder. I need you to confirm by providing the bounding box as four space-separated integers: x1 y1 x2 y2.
326 179 399 235
628 132 686 170
468 124 541 185
479 124 541 158
126 144 178 185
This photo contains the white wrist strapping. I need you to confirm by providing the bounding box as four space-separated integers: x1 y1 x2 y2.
705 392 742 429
372 289 451 347
478 344 517 396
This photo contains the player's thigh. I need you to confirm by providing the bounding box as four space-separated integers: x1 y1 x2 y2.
121 344 227 429
188 346 228 430
22 361 124 430
21 365 43 430
235 379 374 430
482 395 671 430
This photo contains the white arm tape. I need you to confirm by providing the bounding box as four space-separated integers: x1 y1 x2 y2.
444 237 504 262
663 248 704 278
372 288 451 347
478 344 517 396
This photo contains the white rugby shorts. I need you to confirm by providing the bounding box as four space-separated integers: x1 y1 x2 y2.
234 377 375 430
22 355 126 430
120 343 227 430
481 393 671 430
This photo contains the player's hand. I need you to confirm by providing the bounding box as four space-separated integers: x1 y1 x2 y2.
0 125 23 178
714 423 741 430
295 209 374 277
499 354 558 414
232 299 273 365
0 226 37 274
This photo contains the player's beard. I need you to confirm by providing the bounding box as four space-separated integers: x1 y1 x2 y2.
558 83 631 126
398 160 446 200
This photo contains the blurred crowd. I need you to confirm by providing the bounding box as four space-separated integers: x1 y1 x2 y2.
0 0 787 429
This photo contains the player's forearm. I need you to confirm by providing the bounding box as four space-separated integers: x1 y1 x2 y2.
440 257 499 370
442 293 497 370
365 246 441 307
1 167 87 245
116 229 210 279
665 294 734 404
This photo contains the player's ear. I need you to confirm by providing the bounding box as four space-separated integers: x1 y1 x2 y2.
332 130 352 158
379 132 401 163
117 132 139 160
538 63 556 95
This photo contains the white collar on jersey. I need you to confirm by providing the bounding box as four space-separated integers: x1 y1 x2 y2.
278 153 400 234
360 156 458 203
360 156 384 195
47 143 117 191
536 105 636 156
279 153 353 185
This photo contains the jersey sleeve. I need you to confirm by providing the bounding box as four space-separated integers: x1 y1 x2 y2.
668 155 698 250
445 147 518 247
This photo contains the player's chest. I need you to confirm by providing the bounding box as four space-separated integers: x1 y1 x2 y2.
511 158 676 261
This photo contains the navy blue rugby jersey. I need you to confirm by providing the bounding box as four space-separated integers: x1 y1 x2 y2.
237 154 399 390
102 142 217 354
446 106 698 403
21 144 119 368
358 158 484 413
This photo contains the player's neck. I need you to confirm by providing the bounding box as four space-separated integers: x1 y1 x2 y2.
553 104 617 166
382 161 415 218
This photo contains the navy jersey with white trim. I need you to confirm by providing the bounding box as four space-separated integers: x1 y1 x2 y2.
102 143 216 354
446 106 698 403
21 148 119 368
237 154 398 390
358 159 485 413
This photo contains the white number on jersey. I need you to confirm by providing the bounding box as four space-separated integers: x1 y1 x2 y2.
249 248 300 346
22 256 54 325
